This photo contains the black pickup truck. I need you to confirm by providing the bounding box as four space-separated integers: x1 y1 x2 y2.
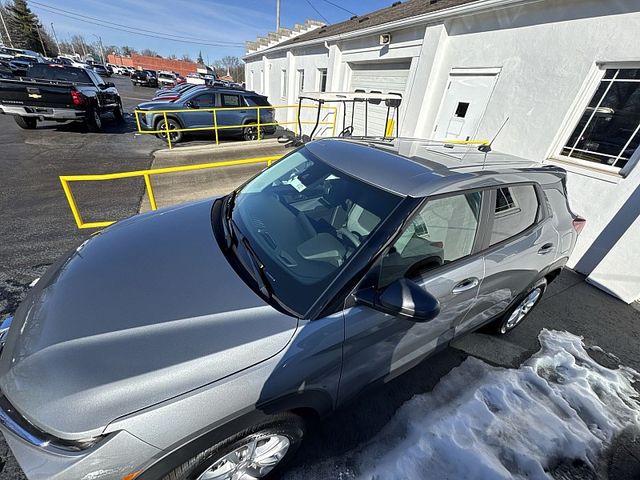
131 69 158 87
0 63 123 131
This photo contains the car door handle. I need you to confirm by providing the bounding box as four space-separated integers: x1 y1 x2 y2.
537 243 554 255
452 277 479 294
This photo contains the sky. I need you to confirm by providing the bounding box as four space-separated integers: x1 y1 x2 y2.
28 0 395 62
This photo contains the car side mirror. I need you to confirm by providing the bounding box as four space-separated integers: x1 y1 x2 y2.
186 101 197 108
105 82 115 88
354 278 440 322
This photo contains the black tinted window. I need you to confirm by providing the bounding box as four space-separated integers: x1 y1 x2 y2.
221 94 241 107
490 185 539 245
192 93 215 108
28 65 91 83
245 96 270 106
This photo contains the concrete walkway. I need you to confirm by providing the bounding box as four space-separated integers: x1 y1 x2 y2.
139 139 289 211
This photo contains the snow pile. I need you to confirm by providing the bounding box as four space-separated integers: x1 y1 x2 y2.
290 330 640 479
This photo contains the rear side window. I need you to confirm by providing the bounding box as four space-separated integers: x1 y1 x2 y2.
490 185 540 245
221 94 241 107
245 96 270 107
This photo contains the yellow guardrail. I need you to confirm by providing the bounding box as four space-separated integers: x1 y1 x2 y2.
134 104 338 149
60 155 282 229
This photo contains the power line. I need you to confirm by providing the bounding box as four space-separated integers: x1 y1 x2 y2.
303 0 330 24
29 1 245 48
320 0 356 16
29 1 242 45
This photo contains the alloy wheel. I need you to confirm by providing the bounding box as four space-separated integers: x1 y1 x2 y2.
501 287 542 334
196 434 291 480
160 121 179 142
244 126 258 141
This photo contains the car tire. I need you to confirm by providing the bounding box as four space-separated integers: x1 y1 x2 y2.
113 100 125 123
491 278 547 335
156 117 183 144
14 116 37 129
162 412 305 480
86 106 103 132
243 124 262 141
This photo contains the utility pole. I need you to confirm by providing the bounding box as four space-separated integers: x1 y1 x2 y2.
36 25 47 56
92 34 105 65
51 22 61 55
0 8 13 48
276 0 280 30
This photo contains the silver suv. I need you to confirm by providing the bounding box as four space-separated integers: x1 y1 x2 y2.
0 138 584 480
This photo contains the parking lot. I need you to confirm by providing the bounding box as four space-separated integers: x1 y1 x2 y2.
1 75 640 479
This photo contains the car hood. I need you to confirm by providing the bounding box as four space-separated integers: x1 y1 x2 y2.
0 200 298 440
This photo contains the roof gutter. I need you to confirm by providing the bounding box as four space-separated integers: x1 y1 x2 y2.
244 0 543 60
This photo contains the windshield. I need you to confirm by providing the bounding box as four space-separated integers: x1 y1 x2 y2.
227 148 402 315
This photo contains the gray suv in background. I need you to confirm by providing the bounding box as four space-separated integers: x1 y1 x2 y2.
0 138 583 480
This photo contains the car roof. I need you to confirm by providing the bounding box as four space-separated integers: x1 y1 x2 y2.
305 138 565 198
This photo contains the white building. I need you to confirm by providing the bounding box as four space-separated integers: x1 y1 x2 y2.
244 0 640 304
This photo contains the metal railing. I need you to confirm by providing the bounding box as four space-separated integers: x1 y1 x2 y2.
60 155 282 229
133 104 338 149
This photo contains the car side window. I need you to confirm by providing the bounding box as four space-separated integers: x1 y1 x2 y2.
378 192 482 287
88 70 104 86
192 93 215 108
489 185 540 245
221 94 241 107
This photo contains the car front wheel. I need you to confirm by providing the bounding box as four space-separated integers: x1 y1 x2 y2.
156 118 183 144
163 413 305 480
492 278 547 335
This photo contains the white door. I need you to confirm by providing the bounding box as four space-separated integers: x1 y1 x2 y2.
350 61 410 137
433 70 500 141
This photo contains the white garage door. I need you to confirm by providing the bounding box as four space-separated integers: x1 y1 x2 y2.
349 61 410 137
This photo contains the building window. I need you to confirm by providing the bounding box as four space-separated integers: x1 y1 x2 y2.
561 68 640 170
318 68 327 92
298 69 305 93
281 69 287 98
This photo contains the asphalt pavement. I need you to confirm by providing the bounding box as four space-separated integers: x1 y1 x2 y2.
0 75 639 479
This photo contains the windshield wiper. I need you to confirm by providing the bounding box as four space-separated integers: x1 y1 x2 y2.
239 232 300 317
241 236 272 299
223 190 238 247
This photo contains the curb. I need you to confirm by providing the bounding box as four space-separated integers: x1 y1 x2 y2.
155 138 281 155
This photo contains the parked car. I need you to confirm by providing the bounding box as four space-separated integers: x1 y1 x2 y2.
131 69 158 87
106 63 127 75
91 64 111 77
0 138 583 480
0 59 12 79
152 82 201 101
0 63 124 131
8 54 42 76
157 70 177 87
137 88 277 142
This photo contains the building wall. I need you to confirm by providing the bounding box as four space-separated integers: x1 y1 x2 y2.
107 54 198 76
245 0 640 302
